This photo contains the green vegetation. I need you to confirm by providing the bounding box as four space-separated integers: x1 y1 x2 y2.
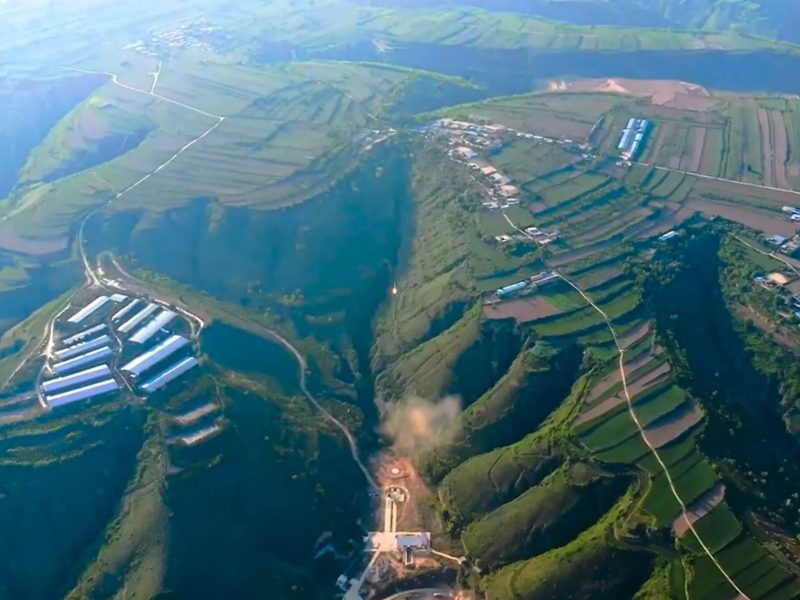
422 341 581 481
462 463 628 569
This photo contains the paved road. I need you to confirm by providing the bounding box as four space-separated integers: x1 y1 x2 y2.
504 210 752 600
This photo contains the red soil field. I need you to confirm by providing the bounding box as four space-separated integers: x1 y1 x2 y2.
482 296 562 323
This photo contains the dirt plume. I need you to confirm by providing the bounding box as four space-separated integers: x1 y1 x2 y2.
380 395 462 457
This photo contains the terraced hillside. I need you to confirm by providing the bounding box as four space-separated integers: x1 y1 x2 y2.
3 1 800 598
371 92 800 597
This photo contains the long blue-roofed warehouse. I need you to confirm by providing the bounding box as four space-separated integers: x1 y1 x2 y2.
118 303 159 334
497 280 528 298
47 378 119 409
42 365 112 395
130 309 177 344
121 334 190 377
52 346 114 375
67 296 110 324
53 335 111 361
617 117 651 159
61 324 106 347
141 356 199 394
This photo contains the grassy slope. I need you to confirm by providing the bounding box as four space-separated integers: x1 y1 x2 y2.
462 462 628 570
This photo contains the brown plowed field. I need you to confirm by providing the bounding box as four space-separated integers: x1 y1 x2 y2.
662 94 718 112
586 352 655 404
687 197 798 236
695 177 800 207
647 125 668 163
619 322 651 350
672 482 726 537
644 402 704 449
684 127 707 173
574 394 626 427
547 79 712 108
482 296 561 323
757 107 774 187
578 360 670 427
771 110 789 189
628 362 672 399
634 204 695 239
0 224 68 255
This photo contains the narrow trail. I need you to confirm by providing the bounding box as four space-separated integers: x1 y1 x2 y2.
247 324 379 491
504 210 751 599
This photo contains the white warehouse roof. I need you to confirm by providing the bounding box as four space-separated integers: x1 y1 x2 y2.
42 365 112 395
52 346 113 375
67 296 110 324
112 298 142 322
130 310 177 344
47 378 119 409
53 335 111 361
121 335 189 377
141 356 198 393
118 303 159 334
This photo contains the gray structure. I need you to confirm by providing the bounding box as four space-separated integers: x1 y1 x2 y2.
130 310 177 344
61 324 106 347
68 296 110 324
121 335 189 377
112 298 142 322
53 335 111 361
497 280 528 297
42 365 112 395
47 378 119 409
52 346 113 375
141 356 199 393
118 303 159 334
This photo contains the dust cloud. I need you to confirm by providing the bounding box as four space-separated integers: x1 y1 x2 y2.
380 395 462 456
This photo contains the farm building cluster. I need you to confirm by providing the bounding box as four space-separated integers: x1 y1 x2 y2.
753 268 800 322
434 119 564 247
123 18 220 56
616 117 651 161
764 215 800 257
39 291 199 411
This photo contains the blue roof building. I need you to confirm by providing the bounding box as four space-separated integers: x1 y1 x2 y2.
61 324 107 347
54 335 112 361
68 296 110 324
52 346 113 375
618 129 633 150
47 378 119 409
42 365 112 395
121 335 189 377
118 303 159 334
141 357 199 393
112 298 142 322
130 310 177 344
497 281 528 297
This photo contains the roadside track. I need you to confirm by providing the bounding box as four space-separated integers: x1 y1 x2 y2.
735 235 800 279
637 162 800 199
